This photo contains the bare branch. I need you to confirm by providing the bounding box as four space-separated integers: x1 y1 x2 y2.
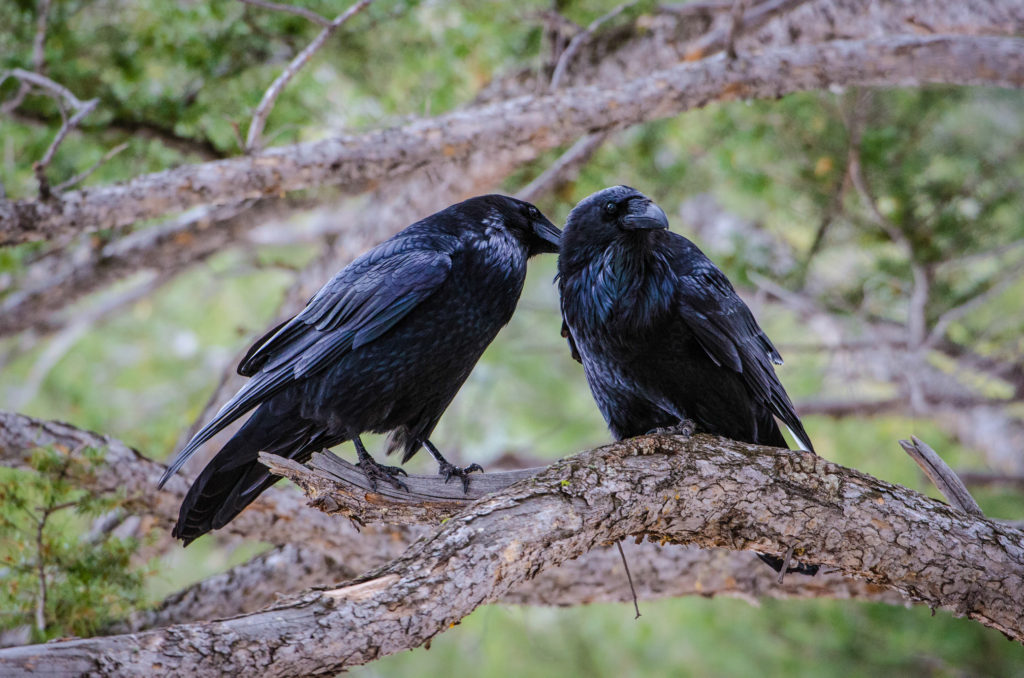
244 0 373 152
33 99 99 199
4 35 1022 246
238 0 332 27
53 142 130 193
514 132 607 202
0 199 313 338
0 0 51 115
118 539 907 633
926 260 1024 347
4 433 1022 674
549 1 638 91
0 411 368 552
796 394 1021 418
684 0 813 61
899 436 984 517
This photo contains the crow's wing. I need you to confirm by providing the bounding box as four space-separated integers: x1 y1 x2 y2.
668 239 812 451
159 235 456 487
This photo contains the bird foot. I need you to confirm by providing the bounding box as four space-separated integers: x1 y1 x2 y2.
648 419 697 438
437 461 483 494
756 550 820 580
356 458 410 492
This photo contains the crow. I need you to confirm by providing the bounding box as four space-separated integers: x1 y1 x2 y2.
557 185 817 575
160 195 561 545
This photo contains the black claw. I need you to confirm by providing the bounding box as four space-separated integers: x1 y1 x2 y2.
756 552 819 577
357 459 410 492
438 461 484 494
647 419 697 438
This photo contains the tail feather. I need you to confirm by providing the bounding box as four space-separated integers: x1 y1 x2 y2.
172 403 341 545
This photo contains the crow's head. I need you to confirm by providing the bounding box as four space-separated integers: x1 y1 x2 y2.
562 186 669 256
457 195 562 257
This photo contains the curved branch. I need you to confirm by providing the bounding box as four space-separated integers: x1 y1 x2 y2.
0 411 371 552
0 412 907 637
3 35 1022 245
117 538 906 633
3 433 1021 676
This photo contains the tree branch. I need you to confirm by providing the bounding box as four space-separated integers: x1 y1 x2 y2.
117 537 908 633
4 35 1022 246
0 411 368 552
244 0 373 152
549 1 638 91
238 0 332 27
0 411 907 636
4 433 1021 675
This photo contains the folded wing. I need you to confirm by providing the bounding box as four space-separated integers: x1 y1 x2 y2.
670 243 813 452
158 234 457 486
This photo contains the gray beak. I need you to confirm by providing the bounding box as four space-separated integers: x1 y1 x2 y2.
622 200 669 231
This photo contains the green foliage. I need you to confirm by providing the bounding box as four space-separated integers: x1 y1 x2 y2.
1 0 1023 672
0 447 150 642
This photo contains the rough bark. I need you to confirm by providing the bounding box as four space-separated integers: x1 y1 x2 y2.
3 433 1021 676
0 411 372 552
0 199 311 337
3 35 1022 245
116 539 905 633
0 411 906 637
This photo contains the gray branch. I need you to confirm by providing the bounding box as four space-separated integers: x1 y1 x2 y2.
2 433 1021 675
4 35 1022 245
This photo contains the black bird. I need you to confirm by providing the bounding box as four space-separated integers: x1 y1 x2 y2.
557 185 816 574
160 195 561 545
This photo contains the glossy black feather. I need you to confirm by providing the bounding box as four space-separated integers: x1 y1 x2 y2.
557 185 812 451
164 195 560 544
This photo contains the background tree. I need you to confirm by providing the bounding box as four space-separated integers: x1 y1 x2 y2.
1 0 1023 675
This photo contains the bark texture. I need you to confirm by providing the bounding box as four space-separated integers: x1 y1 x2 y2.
0 411 366 552
3 35 1022 245
2 433 1021 676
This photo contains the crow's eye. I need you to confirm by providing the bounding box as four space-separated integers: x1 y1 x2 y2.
604 201 618 215
528 206 540 219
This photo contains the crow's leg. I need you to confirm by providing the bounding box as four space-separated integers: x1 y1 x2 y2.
423 439 482 494
647 419 697 437
756 551 820 578
354 435 409 492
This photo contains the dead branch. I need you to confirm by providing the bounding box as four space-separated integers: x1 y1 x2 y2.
684 0 812 60
244 0 373 152
899 436 984 517
549 1 638 91
0 411 907 635
117 537 907 633
53 142 130 193
3 433 1021 675
0 199 312 337
514 132 608 203
4 35 1022 246
0 411 365 552
238 0 332 27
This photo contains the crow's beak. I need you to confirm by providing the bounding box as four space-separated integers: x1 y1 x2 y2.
533 217 562 253
622 200 669 231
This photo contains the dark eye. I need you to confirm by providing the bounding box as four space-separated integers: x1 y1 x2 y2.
604 201 617 214
528 205 540 219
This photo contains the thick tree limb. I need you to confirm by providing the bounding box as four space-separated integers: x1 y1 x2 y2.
0 411 906 635
118 538 906 633
0 198 314 337
4 433 1021 675
0 411 369 552
3 35 1022 245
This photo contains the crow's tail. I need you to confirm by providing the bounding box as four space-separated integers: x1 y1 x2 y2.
172 403 340 545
